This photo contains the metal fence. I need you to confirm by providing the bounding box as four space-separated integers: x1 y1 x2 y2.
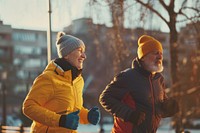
0 125 30 133
0 125 108 133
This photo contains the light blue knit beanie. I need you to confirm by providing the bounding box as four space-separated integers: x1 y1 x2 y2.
56 32 85 58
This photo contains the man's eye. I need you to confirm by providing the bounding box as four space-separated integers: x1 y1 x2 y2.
154 52 159 54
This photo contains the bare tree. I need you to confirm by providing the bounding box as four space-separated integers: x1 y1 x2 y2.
108 0 126 73
89 0 199 84
89 0 133 74
135 0 200 85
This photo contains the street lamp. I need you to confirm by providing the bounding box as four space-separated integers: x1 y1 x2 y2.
1 71 7 125
47 0 52 63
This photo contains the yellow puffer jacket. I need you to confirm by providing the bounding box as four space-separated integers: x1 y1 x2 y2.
22 61 89 133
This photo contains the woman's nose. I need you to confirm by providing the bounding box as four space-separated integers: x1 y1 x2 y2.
82 52 87 59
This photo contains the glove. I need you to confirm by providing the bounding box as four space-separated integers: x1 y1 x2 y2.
129 110 146 126
160 98 179 117
59 110 80 130
88 107 100 125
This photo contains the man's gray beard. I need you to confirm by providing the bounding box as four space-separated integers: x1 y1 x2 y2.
149 64 164 73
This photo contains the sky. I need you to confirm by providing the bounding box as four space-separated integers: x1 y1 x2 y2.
0 0 170 32
0 0 89 31
0 0 196 33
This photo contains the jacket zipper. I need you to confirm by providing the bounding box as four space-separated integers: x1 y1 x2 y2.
45 126 49 133
72 81 78 111
149 76 155 121
150 75 160 132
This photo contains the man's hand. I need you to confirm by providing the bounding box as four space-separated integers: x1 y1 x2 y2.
161 98 179 117
88 107 100 125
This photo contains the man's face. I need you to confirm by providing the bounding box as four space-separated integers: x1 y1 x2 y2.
141 50 163 74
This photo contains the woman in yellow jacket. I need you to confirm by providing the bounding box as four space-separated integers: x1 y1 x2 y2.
22 32 100 133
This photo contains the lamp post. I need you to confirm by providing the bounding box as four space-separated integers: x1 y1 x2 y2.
1 71 7 125
47 0 52 63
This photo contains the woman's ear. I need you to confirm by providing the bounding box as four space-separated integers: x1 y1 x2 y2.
63 56 69 60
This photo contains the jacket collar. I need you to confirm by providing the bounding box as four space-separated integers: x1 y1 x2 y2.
44 60 81 82
131 58 161 79
54 58 82 81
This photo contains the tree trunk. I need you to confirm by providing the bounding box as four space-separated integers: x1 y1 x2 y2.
110 0 125 73
168 7 179 85
169 25 178 85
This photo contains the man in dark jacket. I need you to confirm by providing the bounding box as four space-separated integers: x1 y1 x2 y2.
99 35 179 133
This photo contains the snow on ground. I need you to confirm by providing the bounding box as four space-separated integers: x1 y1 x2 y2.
79 117 200 132
77 121 200 133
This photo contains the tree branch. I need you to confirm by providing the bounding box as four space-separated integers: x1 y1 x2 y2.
158 0 168 10
135 0 169 25
177 14 200 23
182 6 200 12
177 0 188 14
181 0 188 8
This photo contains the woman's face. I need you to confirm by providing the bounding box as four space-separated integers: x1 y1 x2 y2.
64 46 86 70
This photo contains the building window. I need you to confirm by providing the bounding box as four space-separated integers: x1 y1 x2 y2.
14 46 41 55
12 32 37 42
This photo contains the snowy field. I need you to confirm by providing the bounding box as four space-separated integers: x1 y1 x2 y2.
77 123 200 133
4 116 200 133
77 118 200 133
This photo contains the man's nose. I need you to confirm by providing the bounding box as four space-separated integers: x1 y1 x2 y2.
157 52 163 59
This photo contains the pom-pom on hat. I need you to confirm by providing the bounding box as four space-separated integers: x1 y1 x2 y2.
137 35 163 59
56 32 85 58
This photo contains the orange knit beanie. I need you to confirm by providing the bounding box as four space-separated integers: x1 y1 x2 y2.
137 35 163 59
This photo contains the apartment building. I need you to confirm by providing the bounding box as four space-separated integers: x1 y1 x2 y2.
0 20 12 79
